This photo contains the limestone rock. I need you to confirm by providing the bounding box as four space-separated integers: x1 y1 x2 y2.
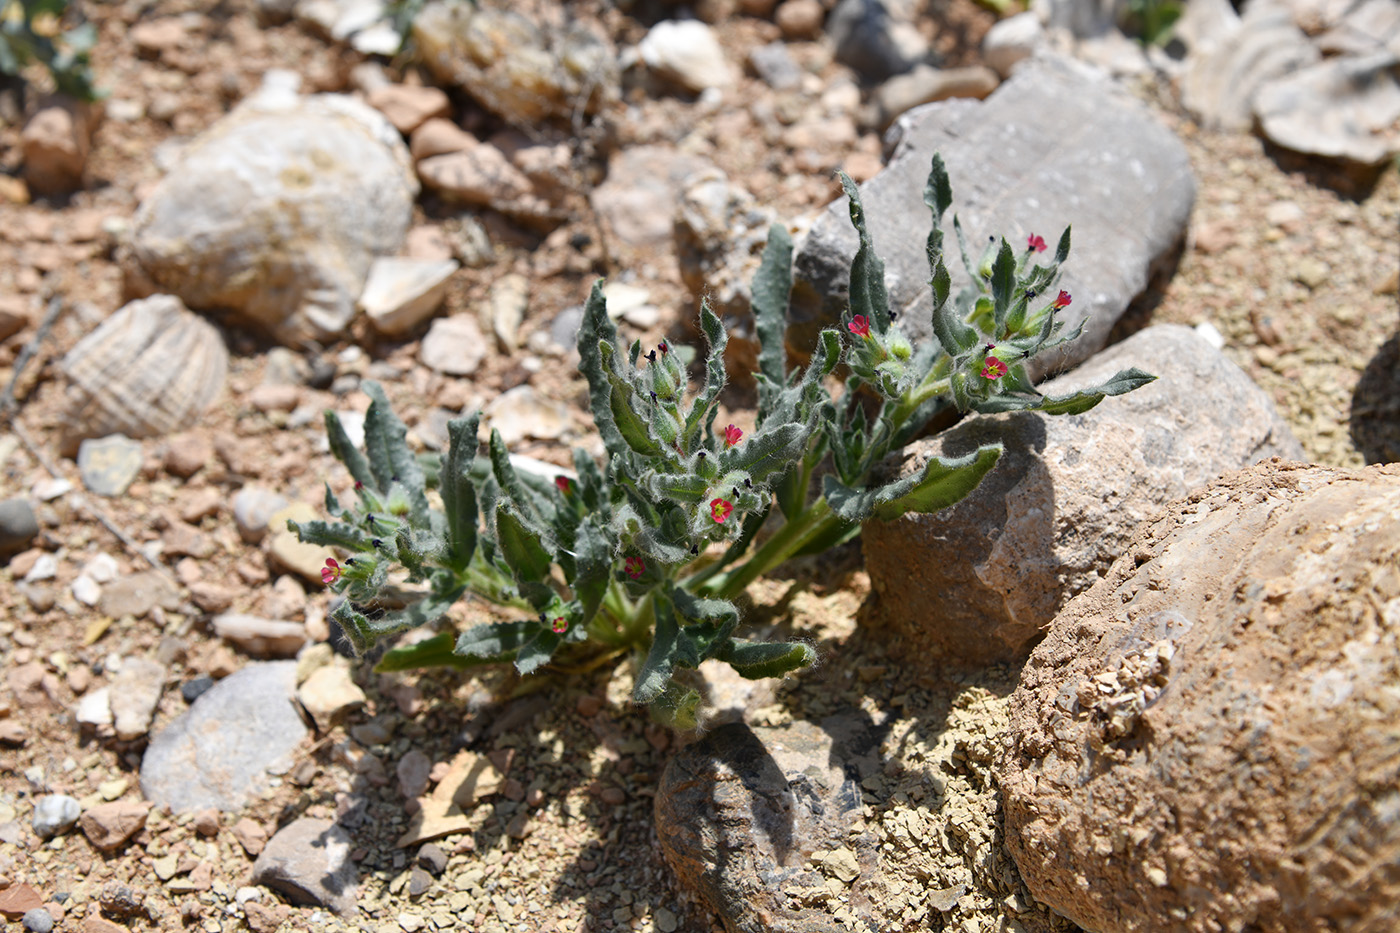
419 314 487 376
790 56 1195 381
638 19 734 92
140 661 308 812
252 818 358 916
1254 51 1400 166
862 325 1304 665
127 87 416 344
999 460 1400 933
360 257 458 336
656 716 880 932
99 570 182 619
412 1 618 123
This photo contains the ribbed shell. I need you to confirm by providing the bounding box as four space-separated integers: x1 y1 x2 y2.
60 294 228 442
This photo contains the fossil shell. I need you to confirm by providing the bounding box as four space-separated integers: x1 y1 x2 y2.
60 294 228 450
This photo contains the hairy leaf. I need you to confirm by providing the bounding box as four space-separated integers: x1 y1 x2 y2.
362 382 430 524
495 505 552 582
839 171 893 335
325 411 375 491
456 619 534 661
754 224 794 422
822 443 1002 523
375 632 496 672
441 413 480 569
719 638 816 679
286 519 374 552
577 281 628 457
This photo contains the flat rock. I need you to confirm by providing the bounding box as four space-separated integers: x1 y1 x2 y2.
77 435 143 497
251 818 358 916
212 614 308 658
297 664 367 728
483 385 571 446
656 715 881 933
590 146 715 263
1255 51 1400 166
790 55 1195 382
99 570 181 619
999 460 1400 933
0 883 42 919
873 63 999 129
862 325 1305 665
140 661 308 812
266 501 336 583
78 799 152 852
109 657 166 741
366 84 450 135
127 86 416 344
360 257 458 335
419 314 487 376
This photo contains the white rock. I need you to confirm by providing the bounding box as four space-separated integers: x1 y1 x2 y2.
110 658 167 741
361 257 458 336
483 385 572 446
298 664 367 727
419 314 488 376
25 553 57 582
1194 320 1226 349
77 687 114 727
213 614 309 658
1254 51 1400 166
639 20 733 92
334 410 366 450
600 282 652 322
34 478 73 501
982 11 1045 78
485 273 528 352
72 575 101 607
83 552 120 584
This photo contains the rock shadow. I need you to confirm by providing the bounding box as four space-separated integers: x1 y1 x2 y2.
1350 331 1400 464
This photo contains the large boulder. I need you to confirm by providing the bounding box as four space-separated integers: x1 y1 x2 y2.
999 459 1400 933
126 78 417 343
789 55 1195 380
861 324 1304 666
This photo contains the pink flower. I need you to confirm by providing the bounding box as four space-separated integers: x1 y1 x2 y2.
551 617 568 634
321 558 342 585
710 498 734 524
723 424 743 448
1053 289 1072 309
981 356 1008 381
555 476 572 494
624 557 645 579
847 315 871 338
1027 234 1047 253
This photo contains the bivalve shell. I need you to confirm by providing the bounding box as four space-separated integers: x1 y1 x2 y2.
60 294 228 453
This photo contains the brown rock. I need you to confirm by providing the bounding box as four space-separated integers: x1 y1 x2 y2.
189 582 236 614
862 325 1304 665
8 660 59 707
245 383 300 413
79 800 153 851
163 432 213 478
774 0 824 38
0 295 34 343
0 882 42 918
130 18 186 54
178 486 222 523
417 145 539 209
243 901 291 933
0 720 27 746
84 917 130 933
1000 460 1400 933
193 808 220 837
408 118 477 162
22 96 94 195
99 570 182 618
161 521 213 559
367 84 451 135
232 817 269 856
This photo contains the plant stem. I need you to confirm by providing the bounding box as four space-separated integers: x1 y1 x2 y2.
703 497 838 600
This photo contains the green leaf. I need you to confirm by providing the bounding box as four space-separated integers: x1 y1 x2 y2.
636 595 682 704
515 629 562 675
922 153 953 225
571 517 612 624
441 413 480 569
609 379 664 457
976 367 1157 416
332 587 465 657
456 619 534 661
375 632 495 672
719 638 816 679
642 469 711 505
989 239 1017 334
1055 225 1072 265
822 443 1003 523
325 411 375 491
839 171 893 335
648 680 701 730
362 382 430 524
754 224 794 421
671 586 740 656
577 280 629 457
287 519 374 552
683 301 728 448
495 505 552 582
720 419 812 483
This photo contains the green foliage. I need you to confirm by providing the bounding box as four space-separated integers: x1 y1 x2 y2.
0 0 100 100
300 151 1155 727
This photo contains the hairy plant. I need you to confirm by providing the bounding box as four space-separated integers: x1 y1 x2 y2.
0 0 100 100
293 154 1154 728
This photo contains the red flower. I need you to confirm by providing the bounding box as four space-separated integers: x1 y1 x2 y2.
723 424 743 448
321 558 342 585
1053 289 1072 309
1027 234 1047 253
555 476 572 494
710 498 734 524
624 557 645 579
551 617 568 634
847 315 871 338
981 356 1008 380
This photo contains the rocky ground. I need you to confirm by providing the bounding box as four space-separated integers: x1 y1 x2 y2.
0 1 1397 933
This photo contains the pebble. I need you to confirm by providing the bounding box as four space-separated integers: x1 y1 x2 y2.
71 575 101 607
32 478 72 501
638 19 733 92
212 614 308 658
483 385 572 446
775 0 824 39
407 867 433 897
397 749 433 799
486 273 528 351
32 794 82 838
419 314 488 376
297 664 367 728
180 675 215 704
77 434 143 497
232 485 289 544
233 817 269 856
981 10 1044 78
0 498 39 555
0 720 26 745
21 908 54 933
76 687 113 727
360 257 458 336
23 553 56 582
0 884 42 920
416 843 447 875
747 42 804 91
251 818 358 917
366 84 451 135
82 552 118 583
109 658 166 741
99 570 181 618
78 799 152 851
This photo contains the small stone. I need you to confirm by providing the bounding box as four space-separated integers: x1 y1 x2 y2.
79 799 152 851
397 749 433 799
77 435 143 497
415 843 447 875
639 19 733 92
360 257 458 336
21 907 54 933
419 314 488 376
246 383 300 413
232 486 288 545
109 658 166 741
1264 200 1306 232
32 794 82 838
0 884 42 920
83 552 119 583
98 880 144 917
827 0 928 82
76 687 113 727
485 273 528 351
654 906 679 933
251 818 358 917
404 224 454 262
22 552 56 582
180 676 215 704
875 64 999 127
416 145 537 210
775 0 824 39
0 720 24 745
366 84 451 135
1295 257 1330 289
71 575 101 607
21 98 92 195
981 11 1044 78
131 18 186 54
747 42 803 91
212 614 307 658
233 817 269 856
407 868 433 897
408 118 476 161
483 385 571 445
297 664 367 727
0 499 39 556
193 807 220 836
99 570 180 618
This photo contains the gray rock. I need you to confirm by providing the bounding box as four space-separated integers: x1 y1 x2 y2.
140 661 309 812
638 19 734 92
77 435 143 497
212 614 308 658
419 314 488 376
656 715 880 933
826 0 928 82
1038 0 1118 37
99 570 181 618
590 146 715 263
0 498 39 556
862 324 1305 666
109 658 167 741
413 1 618 123
232 485 290 545
251 818 358 916
981 10 1045 78
127 88 417 344
1000 460 1400 933
1180 1 1318 131
790 56 1195 382
748 41 805 91
873 63 999 128
21 908 54 933
483 385 572 446
360 257 458 335
32 794 82 839
1255 51 1400 166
